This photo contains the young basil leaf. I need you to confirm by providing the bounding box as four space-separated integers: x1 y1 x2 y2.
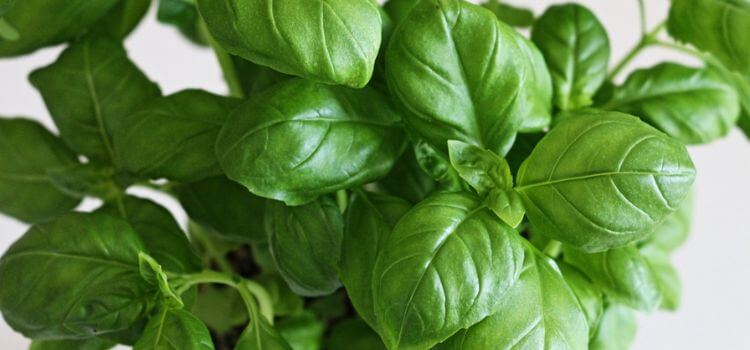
327 318 385 350
97 196 202 274
138 253 183 309
668 0 750 74
413 139 463 190
192 286 248 334
265 196 343 297
46 163 120 201
589 304 637 350
256 274 304 317
641 193 693 253
532 3 610 111
372 192 526 349
29 35 161 163
235 310 292 350
379 147 436 203
559 263 604 337
0 213 152 338
30 338 116 350
605 63 740 144
134 307 215 350
0 0 118 56
640 246 682 311
447 140 512 196
114 90 241 182
216 79 406 206
484 188 526 228
386 0 544 156
197 0 382 88
157 0 207 45
383 0 419 26
483 0 534 28
277 311 325 350
339 191 411 331
435 242 589 350
96 0 152 39
516 110 696 252
0 118 81 223
563 245 662 312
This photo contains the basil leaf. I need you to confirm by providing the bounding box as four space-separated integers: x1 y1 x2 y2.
0 118 81 223
447 140 512 196
235 313 292 350
157 0 206 45
339 191 411 331
372 192 525 349
436 242 589 350
506 132 543 175
606 63 740 144
483 0 534 28
0 213 152 338
532 3 610 111
233 56 292 97
668 0 750 74
485 187 526 228
707 59 750 139
192 286 247 334
266 197 343 297
96 0 151 39
256 274 304 317
197 0 382 88
134 308 214 350
216 79 406 205
138 253 183 309
0 0 15 16
640 246 682 311
516 110 696 252
30 35 161 163
589 304 637 350
559 263 604 337
383 0 419 26
385 0 543 155
563 245 662 312
516 36 554 133
0 0 118 56
379 147 436 203
641 193 693 253
277 311 325 350
413 139 462 189
114 90 241 182
327 319 385 350
46 163 120 201
30 338 115 350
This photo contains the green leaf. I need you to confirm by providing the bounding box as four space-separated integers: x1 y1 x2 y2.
97 196 202 274
516 35 553 133
531 3 610 111
383 0 419 26
157 0 206 45
96 0 152 39
216 79 406 206
516 110 696 252
435 242 589 350
379 146 436 203
192 286 248 334
256 274 304 317
0 0 119 56
0 0 15 16
385 0 545 156
668 0 750 74
232 56 293 97
559 263 604 337
197 0 382 88
563 245 662 312
265 196 343 297
413 139 462 190
506 132 543 175
707 59 750 139
641 193 693 253
484 187 525 228
178 176 268 244
606 63 740 144
339 191 411 331
483 0 534 28
235 311 292 350
138 253 183 309
0 213 152 338
326 319 385 350
447 140 512 196
30 338 115 350
640 246 682 311
277 311 325 350
0 118 81 223
30 35 161 163
134 307 215 350
372 192 526 349
114 90 241 182
589 304 637 350
46 163 120 200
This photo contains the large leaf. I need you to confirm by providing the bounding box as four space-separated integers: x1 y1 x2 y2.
114 90 241 182
177 176 268 243
385 0 542 155
589 304 637 350
372 192 525 349
606 63 740 144
383 0 419 26
532 3 610 111
134 308 214 350
0 118 81 223
277 311 325 350
339 191 411 331
327 319 385 350
265 197 343 297
30 338 115 350
0 0 118 56
0 213 152 339
96 0 151 39
641 192 693 253
564 245 662 312
216 79 405 205
515 35 553 133
196 0 381 88
516 110 696 252
30 35 161 163
157 0 206 45
435 242 589 350
668 0 750 74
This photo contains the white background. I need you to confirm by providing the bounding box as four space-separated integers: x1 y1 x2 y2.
1 1 748 349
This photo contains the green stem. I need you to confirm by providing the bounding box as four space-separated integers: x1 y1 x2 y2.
199 19 245 98
190 226 234 273
0 18 19 41
637 0 647 36
543 240 562 258
608 21 665 80
336 189 348 213
652 40 706 60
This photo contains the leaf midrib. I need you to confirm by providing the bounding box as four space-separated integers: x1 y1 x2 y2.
516 170 695 191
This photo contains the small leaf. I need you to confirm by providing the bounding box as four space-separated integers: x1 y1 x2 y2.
134 307 214 350
641 193 693 253
589 304 637 350
192 286 248 334
138 252 183 309
485 188 525 228
413 139 463 190
447 140 512 196
483 0 535 28
235 308 292 350
157 0 206 45
640 247 682 311
256 274 304 317
277 311 325 350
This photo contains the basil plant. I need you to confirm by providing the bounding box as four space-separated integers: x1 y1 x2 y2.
0 0 747 349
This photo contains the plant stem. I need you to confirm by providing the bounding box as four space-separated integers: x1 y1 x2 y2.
608 21 665 80
543 240 562 258
637 0 647 36
652 40 706 60
336 189 348 213
199 19 245 98
190 226 234 273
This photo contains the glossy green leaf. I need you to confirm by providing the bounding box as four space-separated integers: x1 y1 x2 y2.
0 118 81 223
232 56 292 97
516 111 696 252
0 0 118 56
483 0 534 27
30 35 161 162
134 308 214 350
256 274 304 317
97 0 151 39
641 246 682 311
641 193 693 253
485 187 525 228
157 0 206 45
589 304 637 350
235 310 292 350
516 35 553 132
372 192 525 349
46 163 120 201
265 197 343 297
30 338 115 350
385 0 543 155
197 0 382 88
436 242 589 350
564 245 662 312
668 0 750 74
0 213 151 338
606 63 740 144
192 286 248 334
447 140 512 196
506 132 543 175
327 319 385 350
216 79 406 205
339 191 411 330
532 3 610 111
413 139 462 190
277 311 325 350
379 147 436 203
138 253 183 309
114 90 241 182
383 0 419 26
559 263 604 337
